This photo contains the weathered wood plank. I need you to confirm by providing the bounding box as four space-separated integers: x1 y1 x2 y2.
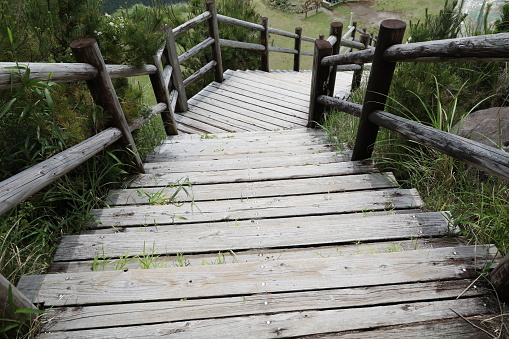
174 113 231 134
186 103 265 132
163 128 326 141
188 93 296 129
129 161 378 187
198 86 309 124
148 144 339 162
41 279 486 332
89 188 422 227
240 70 312 89
39 298 493 338
313 319 492 339
175 107 253 133
55 211 448 260
18 245 493 306
220 73 311 106
49 236 463 272
143 152 349 173
231 70 311 93
221 73 311 106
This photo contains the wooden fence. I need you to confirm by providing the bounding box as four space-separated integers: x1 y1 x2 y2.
0 1 373 321
308 19 509 300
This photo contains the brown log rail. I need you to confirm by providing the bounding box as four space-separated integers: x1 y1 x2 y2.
308 19 509 300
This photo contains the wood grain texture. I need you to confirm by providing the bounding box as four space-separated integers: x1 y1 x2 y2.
88 188 423 228
41 279 486 332
38 298 493 338
55 211 448 260
106 172 388 205
128 161 378 187
18 246 493 306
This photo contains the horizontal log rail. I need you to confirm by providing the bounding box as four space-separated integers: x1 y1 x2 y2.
269 46 298 55
268 27 299 39
0 127 122 216
173 11 212 37
0 62 157 89
217 14 264 31
183 60 217 87
322 48 375 66
219 38 265 50
383 33 509 63
178 37 215 64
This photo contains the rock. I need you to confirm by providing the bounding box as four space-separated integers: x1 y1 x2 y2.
453 107 509 151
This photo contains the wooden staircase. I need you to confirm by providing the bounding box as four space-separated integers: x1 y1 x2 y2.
17 70 497 338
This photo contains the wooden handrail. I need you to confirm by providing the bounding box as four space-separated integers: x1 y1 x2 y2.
217 14 264 31
0 63 157 89
173 11 212 37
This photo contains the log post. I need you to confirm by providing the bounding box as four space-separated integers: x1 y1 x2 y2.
349 21 357 53
326 22 343 99
351 20 406 161
294 27 302 72
206 1 224 83
1 274 38 336
489 253 509 302
261 17 269 72
351 33 370 92
319 34 325 40
369 33 374 46
149 54 178 135
308 39 333 128
166 27 188 112
70 38 145 173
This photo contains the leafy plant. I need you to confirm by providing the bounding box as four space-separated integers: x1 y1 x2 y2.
0 285 45 338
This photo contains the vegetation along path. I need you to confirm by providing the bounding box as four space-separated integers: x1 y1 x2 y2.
13 69 500 337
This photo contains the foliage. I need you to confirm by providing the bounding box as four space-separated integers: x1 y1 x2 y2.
495 3 509 32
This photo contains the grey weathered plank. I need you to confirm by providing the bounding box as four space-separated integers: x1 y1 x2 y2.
18 246 493 306
189 93 297 128
88 188 421 228
38 298 493 338
174 113 231 133
49 236 463 272
41 279 487 332
176 107 252 132
192 99 281 130
40 298 494 338
147 144 339 162
163 127 326 141
308 319 492 339
107 172 388 205
198 86 308 125
232 70 311 93
223 72 311 103
129 162 378 187
144 152 348 173
242 70 312 88
55 211 447 261
206 81 310 115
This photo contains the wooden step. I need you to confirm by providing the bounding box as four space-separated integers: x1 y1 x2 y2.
39 279 489 334
88 188 423 228
54 211 450 261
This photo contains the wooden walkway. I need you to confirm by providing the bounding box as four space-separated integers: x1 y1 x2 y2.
17 70 497 338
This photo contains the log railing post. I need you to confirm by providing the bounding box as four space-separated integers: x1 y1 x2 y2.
349 21 357 53
149 54 178 135
326 22 343 99
261 17 269 72
489 253 509 302
206 1 224 83
351 20 406 161
308 39 333 128
70 38 145 173
351 33 370 92
166 27 188 112
294 27 302 72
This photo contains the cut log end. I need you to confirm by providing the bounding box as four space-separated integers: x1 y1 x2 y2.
381 19 407 30
70 38 97 49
